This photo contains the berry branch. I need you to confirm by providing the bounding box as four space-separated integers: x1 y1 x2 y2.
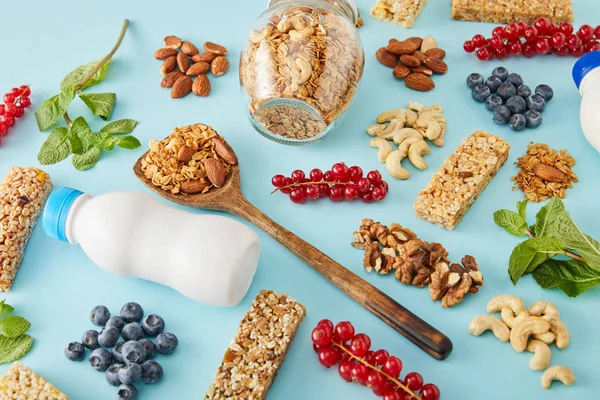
270 181 351 195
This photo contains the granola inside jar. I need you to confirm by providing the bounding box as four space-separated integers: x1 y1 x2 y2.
240 0 365 145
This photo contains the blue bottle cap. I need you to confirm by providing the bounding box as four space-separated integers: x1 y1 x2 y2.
573 50 600 89
42 187 84 242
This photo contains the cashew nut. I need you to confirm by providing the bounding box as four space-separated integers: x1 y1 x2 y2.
533 331 556 345
407 101 425 112
528 300 560 318
369 138 393 162
291 58 312 85
526 340 552 370
397 137 421 155
468 315 510 342
487 295 526 314
414 115 442 141
289 25 314 41
366 124 385 136
386 150 410 180
432 129 445 147
250 28 269 43
392 128 422 145
500 307 529 329
368 119 405 140
418 110 446 124
541 366 575 389
277 18 294 33
408 140 430 170
376 109 408 124
510 316 551 352
543 316 570 349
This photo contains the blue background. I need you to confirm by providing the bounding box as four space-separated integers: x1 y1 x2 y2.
1 0 599 398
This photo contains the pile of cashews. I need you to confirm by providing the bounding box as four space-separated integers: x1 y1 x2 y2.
366 102 446 180
469 295 575 389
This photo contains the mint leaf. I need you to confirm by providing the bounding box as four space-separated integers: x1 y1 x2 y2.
79 93 116 120
38 127 71 165
534 197 565 238
494 209 528 237
60 59 111 91
100 119 137 135
68 131 83 155
70 117 94 149
102 137 115 151
0 334 34 364
34 86 76 131
517 199 529 222
533 259 600 297
0 316 31 338
116 135 141 150
0 301 13 316
508 237 565 284
72 147 101 171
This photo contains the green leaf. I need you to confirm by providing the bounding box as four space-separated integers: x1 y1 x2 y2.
72 147 101 171
533 259 600 297
0 334 34 364
0 301 13 316
534 197 565 238
116 135 141 150
60 59 111 91
100 119 137 135
79 93 116 120
102 137 115 151
0 316 31 338
70 117 93 149
494 210 528 237
517 199 529 222
34 86 76 131
508 237 565 284
37 127 71 165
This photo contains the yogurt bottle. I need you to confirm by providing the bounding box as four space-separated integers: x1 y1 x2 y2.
573 50 600 152
42 187 260 307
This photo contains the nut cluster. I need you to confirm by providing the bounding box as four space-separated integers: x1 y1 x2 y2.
154 36 230 98
376 35 448 91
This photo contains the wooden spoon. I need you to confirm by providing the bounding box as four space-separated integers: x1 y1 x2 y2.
133 151 452 360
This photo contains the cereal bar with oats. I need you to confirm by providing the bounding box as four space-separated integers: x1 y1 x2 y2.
450 0 573 25
0 362 69 399
414 131 510 231
205 290 306 400
370 0 428 28
0 167 52 291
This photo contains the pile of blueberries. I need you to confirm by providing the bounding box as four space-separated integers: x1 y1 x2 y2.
467 67 554 131
64 303 178 399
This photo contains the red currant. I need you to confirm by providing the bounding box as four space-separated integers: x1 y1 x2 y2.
492 26 505 38
323 170 333 182
349 335 370 357
494 46 508 60
350 364 369 385
312 325 333 346
291 169 306 183
578 24 595 42
290 188 306 204
17 97 31 108
20 87 31 97
560 22 574 36
372 186 387 201
360 192 374 203
516 22 528 36
280 177 294 194
317 319 334 332
551 32 566 48
334 321 355 343
338 360 354 382
595 25 600 39
523 26 539 42
463 40 475 53
472 34 487 48
507 40 522 55
309 168 323 182
272 174 286 187
353 333 371 348
366 170 382 184
504 23 519 40
3 93 15 104
420 384 441 400
535 38 550 54
377 180 389 193
383 392 404 400
317 347 340 368
328 185 344 202
0 122 8 137
374 349 389 366
317 183 329 196
348 166 363 183
489 36 504 49
14 107 24 118
0 104 4 116
331 163 350 182
367 371 385 389
363 350 376 365
404 372 424 391
585 40 600 53
476 47 492 61
555 46 569 56
382 356 403 377
4 104 17 117
3 115 15 127
571 45 585 57
534 17 552 34
304 184 318 199
313 343 321 353
10 88 21 96
372 384 389 397
567 34 582 49
357 178 371 192
344 185 359 201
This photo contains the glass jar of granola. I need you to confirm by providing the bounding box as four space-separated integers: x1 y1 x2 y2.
240 0 364 145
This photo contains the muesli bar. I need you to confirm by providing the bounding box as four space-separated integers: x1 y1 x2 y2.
205 290 306 400
414 131 510 231
0 362 69 399
0 167 52 291
450 0 573 25
370 0 428 28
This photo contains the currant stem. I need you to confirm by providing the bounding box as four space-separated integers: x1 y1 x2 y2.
270 181 351 195
525 229 584 262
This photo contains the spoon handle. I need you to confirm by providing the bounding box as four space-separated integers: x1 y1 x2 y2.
229 193 452 360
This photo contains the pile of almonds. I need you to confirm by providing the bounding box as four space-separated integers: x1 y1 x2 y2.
154 35 230 98
376 35 448 92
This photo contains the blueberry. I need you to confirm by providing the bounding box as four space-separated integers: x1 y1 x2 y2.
466 73 484 88
112 342 125 363
98 326 120 348
106 363 124 386
535 84 554 101
472 84 491 102
506 72 523 87
65 342 85 361
492 66 509 81
526 94 546 112
493 105 512 125
90 305 111 326
524 109 543 128
517 84 531 98
122 323 143 341
506 95 527 114
82 330 100 350
120 302 144 323
141 314 165 337
485 94 503 111
118 362 142 385
141 360 163 385
485 76 503 93
121 341 147 364
89 348 112 372
118 384 138 400
106 316 125 332
509 114 527 131
497 83 517 101
138 339 156 360
155 333 178 354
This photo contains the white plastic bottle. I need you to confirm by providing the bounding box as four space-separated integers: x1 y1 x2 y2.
573 51 600 152
42 187 260 306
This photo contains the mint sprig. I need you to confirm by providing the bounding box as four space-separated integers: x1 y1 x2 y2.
0 300 33 364
494 197 600 297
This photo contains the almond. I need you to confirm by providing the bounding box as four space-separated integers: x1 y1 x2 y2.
204 42 228 56
425 48 446 60
424 57 448 74
376 47 397 68
386 40 418 56
192 53 217 63
164 35 182 49
177 52 190 73
411 65 433 76
160 71 184 88
160 56 177 75
405 73 435 91
192 74 211 96
388 38 400 46
154 48 178 60
177 145 194 164
211 138 238 165
203 158 226 187
399 55 421 68
171 75 193 98
406 37 423 48
181 41 199 56
181 180 209 194
269 15 282 25
420 35 438 52
393 64 411 79
211 56 230 76
532 163 568 182
186 62 210 76
413 51 427 63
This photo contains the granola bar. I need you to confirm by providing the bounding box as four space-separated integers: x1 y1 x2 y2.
205 290 306 400
370 0 428 28
414 131 510 230
0 362 69 399
0 167 52 291
451 0 573 25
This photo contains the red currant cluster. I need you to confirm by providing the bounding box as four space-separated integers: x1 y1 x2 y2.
271 163 389 204
464 18 600 60
0 85 32 142
312 320 440 400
